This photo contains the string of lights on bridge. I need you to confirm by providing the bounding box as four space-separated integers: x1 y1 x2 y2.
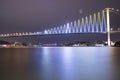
0 8 119 37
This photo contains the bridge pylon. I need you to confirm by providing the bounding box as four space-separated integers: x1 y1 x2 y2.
105 8 111 46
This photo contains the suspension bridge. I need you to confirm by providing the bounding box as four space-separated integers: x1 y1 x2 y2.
0 8 120 46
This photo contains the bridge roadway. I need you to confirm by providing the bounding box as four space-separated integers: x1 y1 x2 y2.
0 31 119 37
0 32 120 44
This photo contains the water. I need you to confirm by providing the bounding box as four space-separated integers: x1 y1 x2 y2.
0 47 120 80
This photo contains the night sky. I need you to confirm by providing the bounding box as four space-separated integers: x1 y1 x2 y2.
0 0 120 33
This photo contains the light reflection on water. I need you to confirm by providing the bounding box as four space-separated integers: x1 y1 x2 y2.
0 47 120 80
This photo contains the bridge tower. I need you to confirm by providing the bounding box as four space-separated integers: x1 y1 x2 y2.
106 8 111 46
105 8 119 46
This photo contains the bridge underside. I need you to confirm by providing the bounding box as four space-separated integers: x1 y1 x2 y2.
0 33 120 44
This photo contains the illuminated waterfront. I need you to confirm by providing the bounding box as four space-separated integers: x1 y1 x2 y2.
0 2 120 80
0 47 120 80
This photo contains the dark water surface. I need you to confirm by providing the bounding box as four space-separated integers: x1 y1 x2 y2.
0 47 120 80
